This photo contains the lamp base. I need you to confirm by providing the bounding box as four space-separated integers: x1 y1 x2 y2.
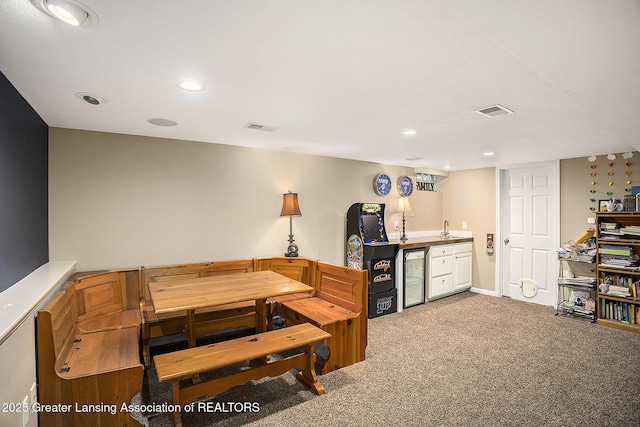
285 242 299 257
400 215 408 243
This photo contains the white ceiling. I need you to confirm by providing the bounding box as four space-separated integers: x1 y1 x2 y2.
1 0 639 171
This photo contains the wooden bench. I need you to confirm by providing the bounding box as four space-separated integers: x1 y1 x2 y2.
37 284 144 426
279 261 368 374
71 269 141 332
154 323 330 427
254 256 317 324
140 259 257 368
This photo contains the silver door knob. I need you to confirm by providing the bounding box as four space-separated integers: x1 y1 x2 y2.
504 238 510 245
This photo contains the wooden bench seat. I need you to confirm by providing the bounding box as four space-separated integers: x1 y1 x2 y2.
37 284 143 426
58 327 141 379
154 323 330 427
279 261 368 374
281 297 357 326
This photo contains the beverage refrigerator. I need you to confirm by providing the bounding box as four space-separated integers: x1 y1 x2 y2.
403 248 426 308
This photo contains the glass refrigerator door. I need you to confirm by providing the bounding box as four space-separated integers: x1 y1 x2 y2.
404 249 425 308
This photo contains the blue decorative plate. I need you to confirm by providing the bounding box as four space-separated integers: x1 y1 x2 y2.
397 175 413 196
373 173 392 196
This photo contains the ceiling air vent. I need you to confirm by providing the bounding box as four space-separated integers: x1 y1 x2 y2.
244 122 278 132
475 104 513 118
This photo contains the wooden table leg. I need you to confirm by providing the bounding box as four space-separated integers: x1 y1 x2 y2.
185 309 201 383
255 299 268 333
255 299 273 364
186 309 196 348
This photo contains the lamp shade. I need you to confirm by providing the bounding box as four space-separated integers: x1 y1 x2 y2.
396 196 412 214
280 192 302 216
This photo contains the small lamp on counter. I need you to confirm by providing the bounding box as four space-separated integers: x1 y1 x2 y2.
396 196 412 243
280 190 302 257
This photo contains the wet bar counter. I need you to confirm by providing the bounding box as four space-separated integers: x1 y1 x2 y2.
393 235 474 312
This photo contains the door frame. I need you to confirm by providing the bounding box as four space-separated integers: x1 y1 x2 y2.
494 160 560 305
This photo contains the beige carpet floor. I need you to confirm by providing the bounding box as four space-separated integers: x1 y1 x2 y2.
132 292 640 426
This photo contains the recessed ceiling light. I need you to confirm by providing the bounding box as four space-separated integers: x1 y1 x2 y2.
443 165 451 170
483 152 495 156
406 157 423 161
148 118 178 127
32 0 98 27
176 80 205 91
403 130 417 135
74 92 108 105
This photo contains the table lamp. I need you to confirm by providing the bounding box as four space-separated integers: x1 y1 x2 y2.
396 196 412 243
280 190 302 257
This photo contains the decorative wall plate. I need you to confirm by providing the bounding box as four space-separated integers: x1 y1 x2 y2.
397 175 413 197
373 173 392 196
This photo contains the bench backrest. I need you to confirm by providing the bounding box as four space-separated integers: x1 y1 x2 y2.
141 262 212 302
200 259 254 276
141 259 255 302
73 271 126 327
38 284 77 374
314 261 368 315
254 256 317 287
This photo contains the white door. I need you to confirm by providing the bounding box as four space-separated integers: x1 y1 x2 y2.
500 163 558 306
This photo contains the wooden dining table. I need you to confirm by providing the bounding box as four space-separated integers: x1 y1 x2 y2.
148 270 314 348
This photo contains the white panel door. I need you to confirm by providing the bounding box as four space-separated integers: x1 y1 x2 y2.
501 164 557 306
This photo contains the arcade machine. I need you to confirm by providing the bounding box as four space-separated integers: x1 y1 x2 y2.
346 203 399 318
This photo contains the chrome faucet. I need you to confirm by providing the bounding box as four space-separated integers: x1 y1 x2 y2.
441 220 450 239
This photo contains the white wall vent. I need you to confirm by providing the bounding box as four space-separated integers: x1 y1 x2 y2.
475 104 513 118
244 122 278 132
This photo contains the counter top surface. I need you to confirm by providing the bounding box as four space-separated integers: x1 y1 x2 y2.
393 236 474 250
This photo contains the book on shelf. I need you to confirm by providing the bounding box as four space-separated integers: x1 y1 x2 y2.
600 274 640 300
604 285 631 297
621 226 640 236
601 222 619 230
601 301 639 324
599 253 639 269
599 264 640 271
598 245 633 256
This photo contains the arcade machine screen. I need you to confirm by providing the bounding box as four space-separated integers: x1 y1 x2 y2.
359 211 387 244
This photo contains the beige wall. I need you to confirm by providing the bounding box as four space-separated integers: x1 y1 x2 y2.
439 168 497 293
560 152 639 244
52 129 629 294
49 128 444 271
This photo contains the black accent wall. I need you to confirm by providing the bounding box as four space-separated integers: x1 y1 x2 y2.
0 72 49 292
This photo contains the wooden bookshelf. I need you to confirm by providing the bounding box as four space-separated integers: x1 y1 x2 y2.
595 212 640 333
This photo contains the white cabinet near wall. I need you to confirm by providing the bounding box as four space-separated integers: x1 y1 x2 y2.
453 242 473 291
427 242 472 300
